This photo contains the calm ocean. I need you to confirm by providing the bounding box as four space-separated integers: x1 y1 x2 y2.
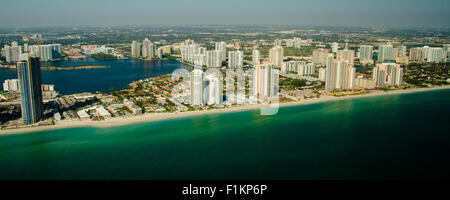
0 89 449 180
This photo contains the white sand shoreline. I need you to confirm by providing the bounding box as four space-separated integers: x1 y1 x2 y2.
2 85 450 135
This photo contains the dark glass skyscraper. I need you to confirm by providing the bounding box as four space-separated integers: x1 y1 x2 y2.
17 54 43 124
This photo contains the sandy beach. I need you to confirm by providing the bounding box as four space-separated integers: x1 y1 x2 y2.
2 85 450 135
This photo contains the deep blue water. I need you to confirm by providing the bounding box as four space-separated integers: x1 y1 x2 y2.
0 57 187 94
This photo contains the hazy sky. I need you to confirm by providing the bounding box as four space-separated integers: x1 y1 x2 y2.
0 0 449 28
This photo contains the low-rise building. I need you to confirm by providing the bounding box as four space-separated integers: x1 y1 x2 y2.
77 105 112 120
123 99 143 115
77 110 90 120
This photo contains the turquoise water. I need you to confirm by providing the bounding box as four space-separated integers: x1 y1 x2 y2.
0 90 449 180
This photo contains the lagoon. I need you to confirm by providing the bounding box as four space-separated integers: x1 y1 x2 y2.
0 56 187 94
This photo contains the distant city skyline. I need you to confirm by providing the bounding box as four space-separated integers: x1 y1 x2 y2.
0 0 449 28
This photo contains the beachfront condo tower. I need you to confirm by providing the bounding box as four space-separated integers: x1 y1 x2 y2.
190 69 204 107
17 54 43 124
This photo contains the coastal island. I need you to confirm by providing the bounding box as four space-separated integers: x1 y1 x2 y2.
41 65 108 71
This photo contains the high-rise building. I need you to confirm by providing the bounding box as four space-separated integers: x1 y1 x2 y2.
299 63 316 76
251 61 279 99
27 45 40 58
445 44 450 61
2 44 22 63
142 38 156 59
183 39 195 46
194 54 206 67
444 44 450 52
325 55 335 92
344 43 350 50
159 45 173 55
252 49 261 65
236 68 246 105
318 68 326 81
51 44 62 58
188 44 199 63
249 67 257 102
157 47 164 59
17 54 43 124
203 72 223 105
378 45 394 61
274 39 282 46
181 44 200 63
142 38 151 58
392 47 402 60
215 42 227 62
199 47 207 55
34 44 62 62
332 42 339 53
190 69 203 107
23 44 28 53
2 79 19 92
284 61 315 76
225 69 235 104
399 45 407 57
269 46 284 68
206 50 221 68
312 49 330 66
131 41 142 58
373 63 403 88
391 46 407 60
409 47 426 62
228 50 244 69
282 37 307 48
342 63 356 90
325 55 355 92
284 61 301 73
293 38 303 48
181 45 188 61
39 45 53 61
268 64 279 98
426 47 445 63
359 45 373 61
336 50 355 64
286 39 294 47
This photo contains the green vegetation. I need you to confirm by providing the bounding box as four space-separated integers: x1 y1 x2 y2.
116 106 131 116
0 91 18 101
91 53 118 60
404 78 428 88
283 47 316 57
379 87 400 92
1 91 13 96
280 78 307 90
110 87 124 100
279 95 294 103
162 54 177 60
404 62 449 87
